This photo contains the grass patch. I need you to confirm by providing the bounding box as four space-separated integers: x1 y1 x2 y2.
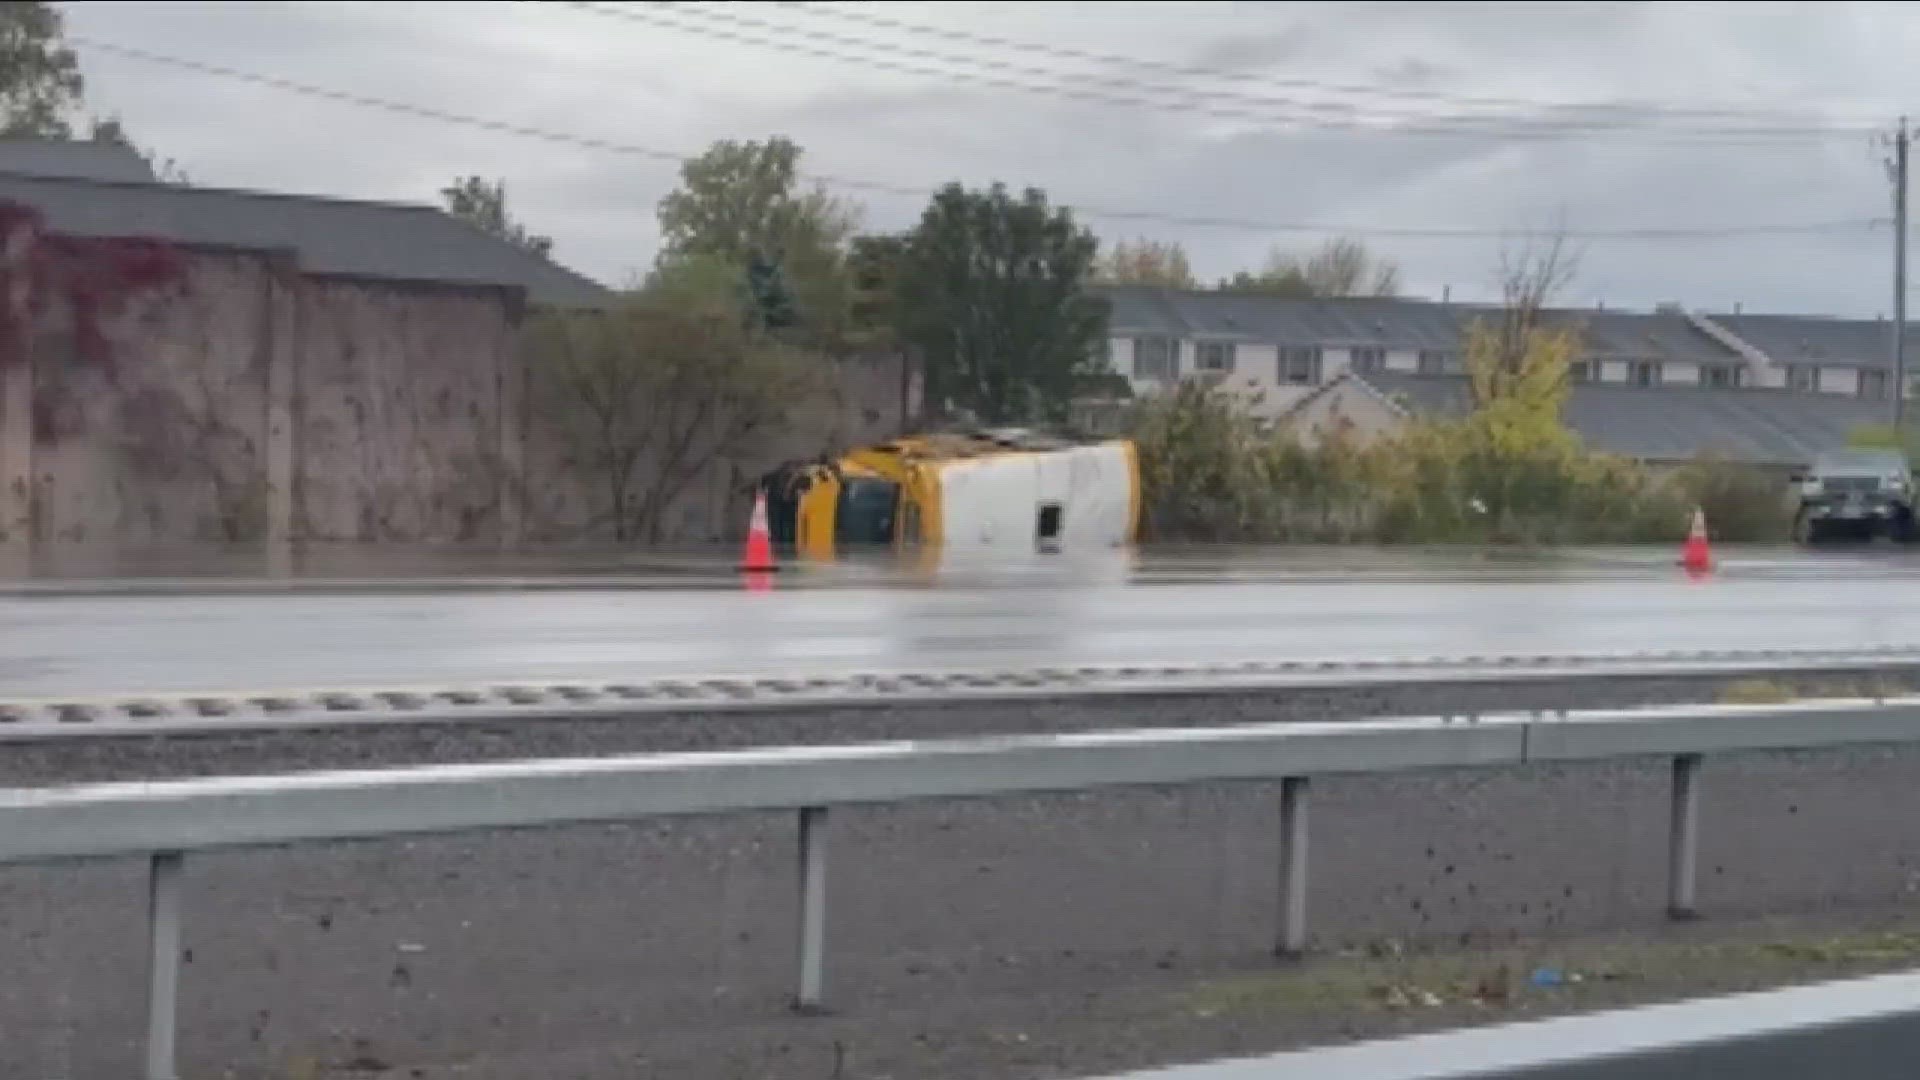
1717 679 1797 705
1179 924 1920 1022
1717 677 1915 706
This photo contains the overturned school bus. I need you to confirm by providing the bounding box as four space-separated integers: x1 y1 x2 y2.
760 429 1140 560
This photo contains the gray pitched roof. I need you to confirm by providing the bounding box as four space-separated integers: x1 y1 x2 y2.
1101 286 1466 349
1103 285 1195 336
1566 310 1732 364
1703 313 1911 369
0 170 610 308
1360 371 1885 467
0 139 156 183
1100 287 1779 366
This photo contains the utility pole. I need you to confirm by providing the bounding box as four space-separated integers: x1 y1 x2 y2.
1893 116 1909 430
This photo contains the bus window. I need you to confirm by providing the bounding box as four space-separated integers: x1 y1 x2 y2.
1037 503 1063 543
835 477 899 545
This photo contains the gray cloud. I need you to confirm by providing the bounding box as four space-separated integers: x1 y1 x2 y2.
52 0 1920 315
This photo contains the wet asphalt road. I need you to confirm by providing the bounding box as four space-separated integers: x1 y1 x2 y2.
10 556 1920 700
8 670 1920 1080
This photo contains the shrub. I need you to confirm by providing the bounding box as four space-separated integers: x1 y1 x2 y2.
1127 384 1782 546
1666 455 1792 543
1128 294 1787 545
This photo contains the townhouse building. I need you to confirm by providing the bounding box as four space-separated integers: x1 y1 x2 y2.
1098 286 1905 471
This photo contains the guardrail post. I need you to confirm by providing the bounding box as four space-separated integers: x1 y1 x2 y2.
1668 754 1702 921
793 805 829 1013
1275 776 1309 958
146 851 185 1080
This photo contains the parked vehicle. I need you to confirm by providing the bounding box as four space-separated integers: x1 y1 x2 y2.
1792 448 1915 543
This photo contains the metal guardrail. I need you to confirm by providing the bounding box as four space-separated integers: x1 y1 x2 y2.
1096 966 1920 1078
14 696 1920 1079
6 643 1920 740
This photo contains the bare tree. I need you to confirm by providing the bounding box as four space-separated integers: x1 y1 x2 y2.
530 293 828 542
1468 230 1584 411
1301 237 1401 297
1496 231 1580 332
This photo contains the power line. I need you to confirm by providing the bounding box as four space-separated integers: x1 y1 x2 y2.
69 37 690 166
567 1 1878 143
583 1 1859 142
67 36 1889 241
764 0 1880 128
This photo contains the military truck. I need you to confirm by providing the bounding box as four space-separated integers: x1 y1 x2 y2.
1793 447 1916 543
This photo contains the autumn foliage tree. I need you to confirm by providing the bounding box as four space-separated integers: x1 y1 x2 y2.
1366 236 1613 540
1220 237 1400 298
1096 238 1197 288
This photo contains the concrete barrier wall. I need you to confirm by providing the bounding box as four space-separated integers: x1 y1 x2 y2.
3 249 916 549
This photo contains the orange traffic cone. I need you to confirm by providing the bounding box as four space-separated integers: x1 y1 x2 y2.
740 488 778 575
1679 506 1712 575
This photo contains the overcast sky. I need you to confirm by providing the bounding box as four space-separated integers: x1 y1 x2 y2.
52 0 1920 316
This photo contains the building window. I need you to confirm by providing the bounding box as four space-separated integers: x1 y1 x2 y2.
1278 346 1323 384
1701 364 1745 389
1349 346 1386 373
1787 364 1818 392
1195 340 1237 373
1569 360 1594 384
1133 337 1177 381
1628 360 1662 387
1861 369 1890 399
1416 350 1457 375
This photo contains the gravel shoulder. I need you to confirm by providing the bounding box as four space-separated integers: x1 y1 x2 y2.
0 667 1909 785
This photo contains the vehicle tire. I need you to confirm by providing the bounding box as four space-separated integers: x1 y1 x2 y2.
1895 505 1919 544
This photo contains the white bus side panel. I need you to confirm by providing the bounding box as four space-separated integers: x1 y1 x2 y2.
936 443 1132 553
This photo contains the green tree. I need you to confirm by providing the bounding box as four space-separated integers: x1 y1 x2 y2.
87 116 187 184
744 251 797 331
846 232 907 351
654 137 859 347
441 175 553 259
0 1 81 137
895 182 1107 423
0 5 184 177
845 232 917 427
1219 237 1400 298
1096 237 1197 288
